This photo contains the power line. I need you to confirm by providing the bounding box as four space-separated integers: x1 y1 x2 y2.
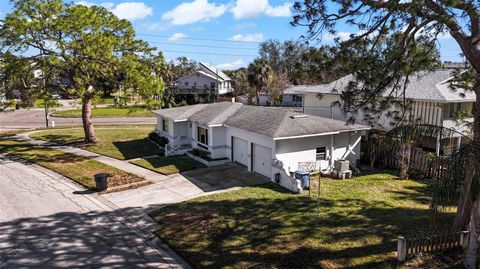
149 41 258 51
138 33 262 44
161 49 257 57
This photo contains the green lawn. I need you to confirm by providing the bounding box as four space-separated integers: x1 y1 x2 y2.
35 99 62 108
51 107 154 118
0 139 145 190
150 172 455 269
30 126 162 160
131 156 205 175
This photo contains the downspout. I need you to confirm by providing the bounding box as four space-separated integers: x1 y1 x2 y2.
330 134 335 168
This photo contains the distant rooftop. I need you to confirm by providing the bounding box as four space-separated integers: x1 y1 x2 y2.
285 69 476 103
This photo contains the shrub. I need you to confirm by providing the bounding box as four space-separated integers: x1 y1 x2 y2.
148 132 169 146
190 148 211 160
408 169 426 180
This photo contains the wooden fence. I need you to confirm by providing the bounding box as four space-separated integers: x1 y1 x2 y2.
367 138 449 180
397 231 469 262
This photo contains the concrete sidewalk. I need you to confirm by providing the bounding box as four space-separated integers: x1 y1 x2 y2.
16 131 234 218
17 131 169 182
0 154 190 269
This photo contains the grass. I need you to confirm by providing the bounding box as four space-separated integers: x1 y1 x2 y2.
51 107 155 118
150 171 456 269
131 156 205 175
30 126 162 160
0 139 145 190
35 99 62 108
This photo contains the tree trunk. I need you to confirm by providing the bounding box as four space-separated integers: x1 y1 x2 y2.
82 95 99 144
473 76 480 143
464 199 480 269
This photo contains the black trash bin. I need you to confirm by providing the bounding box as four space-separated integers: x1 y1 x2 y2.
94 173 110 191
294 170 310 190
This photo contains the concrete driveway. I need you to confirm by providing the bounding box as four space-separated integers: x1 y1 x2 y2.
0 155 188 269
103 164 269 219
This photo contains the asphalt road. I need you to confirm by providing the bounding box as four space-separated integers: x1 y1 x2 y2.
0 109 156 130
0 155 173 268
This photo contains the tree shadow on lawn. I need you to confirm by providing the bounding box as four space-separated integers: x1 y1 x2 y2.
112 140 163 160
153 183 455 269
31 134 83 145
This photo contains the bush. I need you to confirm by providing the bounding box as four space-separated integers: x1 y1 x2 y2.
148 132 169 146
408 169 426 180
190 148 211 160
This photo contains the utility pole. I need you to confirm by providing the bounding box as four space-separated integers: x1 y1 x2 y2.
44 100 49 128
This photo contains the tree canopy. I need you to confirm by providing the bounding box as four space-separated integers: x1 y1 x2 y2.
0 0 166 142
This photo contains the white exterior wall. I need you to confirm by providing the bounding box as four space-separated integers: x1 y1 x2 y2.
225 125 276 175
175 73 233 95
176 74 216 90
275 131 363 173
210 126 228 159
303 93 446 130
173 121 188 145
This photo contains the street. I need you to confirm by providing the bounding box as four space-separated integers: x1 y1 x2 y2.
0 109 156 130
0 155 179 268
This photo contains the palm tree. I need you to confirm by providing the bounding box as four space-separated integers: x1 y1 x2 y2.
247 59 272 105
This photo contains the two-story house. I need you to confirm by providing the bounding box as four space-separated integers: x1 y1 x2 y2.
285 69 476 155
173 62 234 96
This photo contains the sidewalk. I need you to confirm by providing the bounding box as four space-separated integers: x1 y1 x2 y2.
16 132 211 215
0 153 191 269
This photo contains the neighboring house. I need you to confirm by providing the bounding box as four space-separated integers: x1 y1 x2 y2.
173 62 234 95
153 102 370 192
257 93 303 107
285 69 475 154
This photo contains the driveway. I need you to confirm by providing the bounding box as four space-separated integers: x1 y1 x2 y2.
0 109 155 130
0 155 187 268
103 164 269 219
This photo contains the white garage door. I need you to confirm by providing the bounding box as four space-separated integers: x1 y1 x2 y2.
253 144 272 178
232 137 248 166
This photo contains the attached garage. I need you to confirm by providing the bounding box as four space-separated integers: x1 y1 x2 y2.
232 137 248 166
253 144 272 178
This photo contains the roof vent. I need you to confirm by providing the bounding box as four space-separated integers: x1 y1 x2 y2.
290 115 308 119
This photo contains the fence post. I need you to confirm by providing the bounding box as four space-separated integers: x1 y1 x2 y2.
397 236 407 262
460 231 469 248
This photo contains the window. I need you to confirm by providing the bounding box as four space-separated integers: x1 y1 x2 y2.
211 82 216 89
185 82 189 86
448 103 462 118
162 119 169 132
292 95 302 102
194 82 197 86
316 147 326 161
197 127 208 146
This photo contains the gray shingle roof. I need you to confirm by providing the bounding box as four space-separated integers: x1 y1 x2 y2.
285 70 476 102
225 106 370 139
152 104 208 121
153 103 370 139
189 102 243 126
200 62 231 81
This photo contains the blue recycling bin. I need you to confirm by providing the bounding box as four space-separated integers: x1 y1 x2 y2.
295 170 310 190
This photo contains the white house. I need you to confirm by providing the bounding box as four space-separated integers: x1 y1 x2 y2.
153 102 370 192
285 69 476 154
174 63 234 95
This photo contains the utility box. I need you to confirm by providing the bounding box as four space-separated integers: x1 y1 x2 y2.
334 159 350 172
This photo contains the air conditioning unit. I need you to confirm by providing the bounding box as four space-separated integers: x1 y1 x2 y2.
334 159 350 172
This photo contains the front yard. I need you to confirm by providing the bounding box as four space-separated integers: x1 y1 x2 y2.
150 171 455 269
51 107 155 118
131 156 205 175
0 139 146 190
30 125 161 160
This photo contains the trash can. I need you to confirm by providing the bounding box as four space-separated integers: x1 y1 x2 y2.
94 173 110 191
295 170 310 190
